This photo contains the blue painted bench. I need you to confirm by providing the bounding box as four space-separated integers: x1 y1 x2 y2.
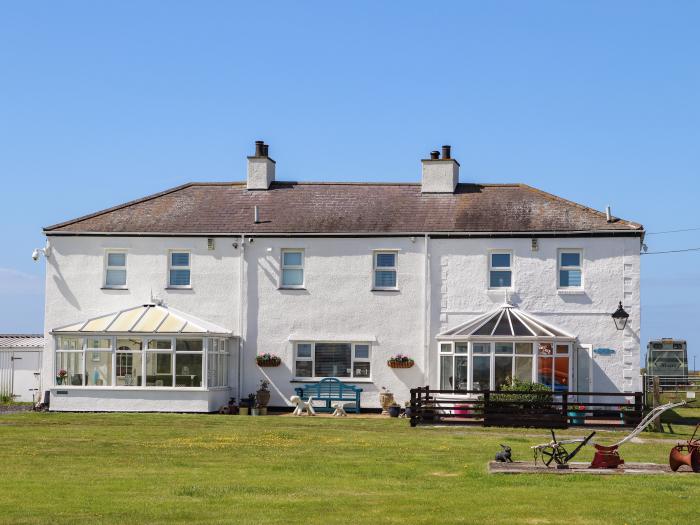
294 378 363 414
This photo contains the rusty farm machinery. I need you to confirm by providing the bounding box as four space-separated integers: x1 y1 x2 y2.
669 423 700 473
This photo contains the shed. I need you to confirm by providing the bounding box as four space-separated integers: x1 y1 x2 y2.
0 334 45 403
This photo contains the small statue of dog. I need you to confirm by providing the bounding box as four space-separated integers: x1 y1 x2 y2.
495 444 513 463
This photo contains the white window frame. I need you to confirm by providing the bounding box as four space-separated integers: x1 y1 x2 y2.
104 250 127 289
558 249 583 290
293 341 372 380
168 250 192 289
373 250 398 291
280 249 305 289
488 250 513 290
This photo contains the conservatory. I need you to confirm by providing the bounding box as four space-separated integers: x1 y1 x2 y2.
49 303 237 412
436 303 576 392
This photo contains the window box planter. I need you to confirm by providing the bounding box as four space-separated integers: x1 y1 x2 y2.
387 355 414 369
256 355 281 367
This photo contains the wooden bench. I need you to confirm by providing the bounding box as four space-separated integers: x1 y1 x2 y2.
294 378 363 414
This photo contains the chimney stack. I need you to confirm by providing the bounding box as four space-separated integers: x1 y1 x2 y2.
421 145 459 193
247 140 276 190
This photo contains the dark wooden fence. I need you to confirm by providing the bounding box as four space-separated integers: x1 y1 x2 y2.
409 387 644 428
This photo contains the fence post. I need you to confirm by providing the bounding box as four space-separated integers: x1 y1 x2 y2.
652 376 663 432
562 391 569 427
409 388 417 427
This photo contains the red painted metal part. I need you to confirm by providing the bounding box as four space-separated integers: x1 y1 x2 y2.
669 424 700 472
590 444 625 469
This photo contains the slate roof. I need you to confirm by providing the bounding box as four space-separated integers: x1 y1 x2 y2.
44 182 643 235
0 334 45 349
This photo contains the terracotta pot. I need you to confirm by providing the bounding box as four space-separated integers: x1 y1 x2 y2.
239 407 249 416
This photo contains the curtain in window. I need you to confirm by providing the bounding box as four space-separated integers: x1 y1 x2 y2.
314 343 351 377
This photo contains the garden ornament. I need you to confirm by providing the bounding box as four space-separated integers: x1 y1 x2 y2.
290 395 316 416
495 444 512 463
331 401 348 417
669 423 700 473
532 430 596 468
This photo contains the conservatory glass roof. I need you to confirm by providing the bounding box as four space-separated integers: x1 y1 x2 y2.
437 303 575 340
52 304 233 336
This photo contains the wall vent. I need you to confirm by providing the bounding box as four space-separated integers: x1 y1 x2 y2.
207 238 215 251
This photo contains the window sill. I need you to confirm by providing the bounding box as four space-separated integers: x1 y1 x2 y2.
165 286 193 290
279 286 307 291
290 378 373 384
372 288 399 292
101 287 128 291
557 289 585 295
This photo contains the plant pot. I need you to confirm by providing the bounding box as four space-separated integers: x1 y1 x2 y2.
239 407 249 416
568 411 585 425
256 357 281 367
387 361 414 369
404 407 413 418
251 408 260 416
260 407 268 416
256 390 271 408
56 377 64 385
379 392 395 415
388 405 401 418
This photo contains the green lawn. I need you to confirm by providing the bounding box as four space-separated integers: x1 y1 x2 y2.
1 410 699 525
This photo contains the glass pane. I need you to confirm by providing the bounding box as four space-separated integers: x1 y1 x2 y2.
314 343 351 378
353 362 371 378
282 269 303 286
473 343 490 354
86 352 112 386
116 351 142 386
170 269 191 286
176 339 203 352
495 342 513 354
171 252 190 267
560 269 582 287
106 269 126 286
515 342 532 355
56 352 84 385
283 251 302 266
439 343 452 354
175 354 202 387
556 344 569 355
145 353 173 387
491 253 511 267
455 343 468 354
57 336 83 351
510 315 533 336
440 355 453 389
473 356 490 390
355 344 369 359
208 351 218 387
474 315 499 335
295 361 312 377
494 356 513 389
554 357 569 392
87 338 111 350
490 271 511 288
374 270 396 288
146 339 169 350
494 314 512 336
538 356 553 387
376 253 396 267
107 253 126 267
455 356 469 390
297 343 312 358
515 356 533 382
561 252 580 267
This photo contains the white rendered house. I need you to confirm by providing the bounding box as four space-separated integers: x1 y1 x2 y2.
40 142 643 412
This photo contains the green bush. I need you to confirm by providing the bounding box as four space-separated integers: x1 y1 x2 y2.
490 379 553 404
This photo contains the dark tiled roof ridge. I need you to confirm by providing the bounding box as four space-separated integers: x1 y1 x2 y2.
0 333 44 338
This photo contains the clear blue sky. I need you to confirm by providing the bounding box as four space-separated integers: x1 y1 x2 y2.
1 2 698 369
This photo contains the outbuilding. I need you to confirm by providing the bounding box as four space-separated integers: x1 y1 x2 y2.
0 334 44 403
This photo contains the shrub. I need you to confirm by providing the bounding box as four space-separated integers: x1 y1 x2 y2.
491 379 553 404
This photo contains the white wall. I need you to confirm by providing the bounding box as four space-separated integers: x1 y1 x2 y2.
43 233 642 411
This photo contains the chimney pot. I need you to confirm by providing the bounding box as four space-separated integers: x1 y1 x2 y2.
441 145 451 160
255 140 264 157
262 144 269 157
430 150 440 160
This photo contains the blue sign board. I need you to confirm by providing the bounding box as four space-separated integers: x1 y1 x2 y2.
593 348 616 356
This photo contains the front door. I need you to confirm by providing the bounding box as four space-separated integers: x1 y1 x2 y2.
575 345 593 403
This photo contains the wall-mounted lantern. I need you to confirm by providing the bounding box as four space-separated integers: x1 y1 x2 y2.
612 301 629 331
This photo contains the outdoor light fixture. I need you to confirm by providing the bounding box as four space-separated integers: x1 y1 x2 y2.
612 301 629 331
31 241 51 261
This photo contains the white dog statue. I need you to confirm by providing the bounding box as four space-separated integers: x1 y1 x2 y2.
331 401 348 417
290 395 316 416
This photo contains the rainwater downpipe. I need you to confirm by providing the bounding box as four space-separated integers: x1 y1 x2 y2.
237 234 246 401
423 234 430 383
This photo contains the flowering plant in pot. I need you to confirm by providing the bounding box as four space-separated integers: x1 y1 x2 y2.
387 354 414 369
379 386 395 415
256 353 281 367
56 369 67 385
567 404 586 425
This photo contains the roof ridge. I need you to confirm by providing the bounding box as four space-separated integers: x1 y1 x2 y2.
518 184 644 230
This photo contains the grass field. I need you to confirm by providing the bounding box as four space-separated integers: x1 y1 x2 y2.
1 409 699 525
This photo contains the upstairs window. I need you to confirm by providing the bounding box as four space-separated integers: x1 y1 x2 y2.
169 252 191 288
489 251 512 288
373 251 398 290
558 250 582 288
281 249 304 288
104 251 127 288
